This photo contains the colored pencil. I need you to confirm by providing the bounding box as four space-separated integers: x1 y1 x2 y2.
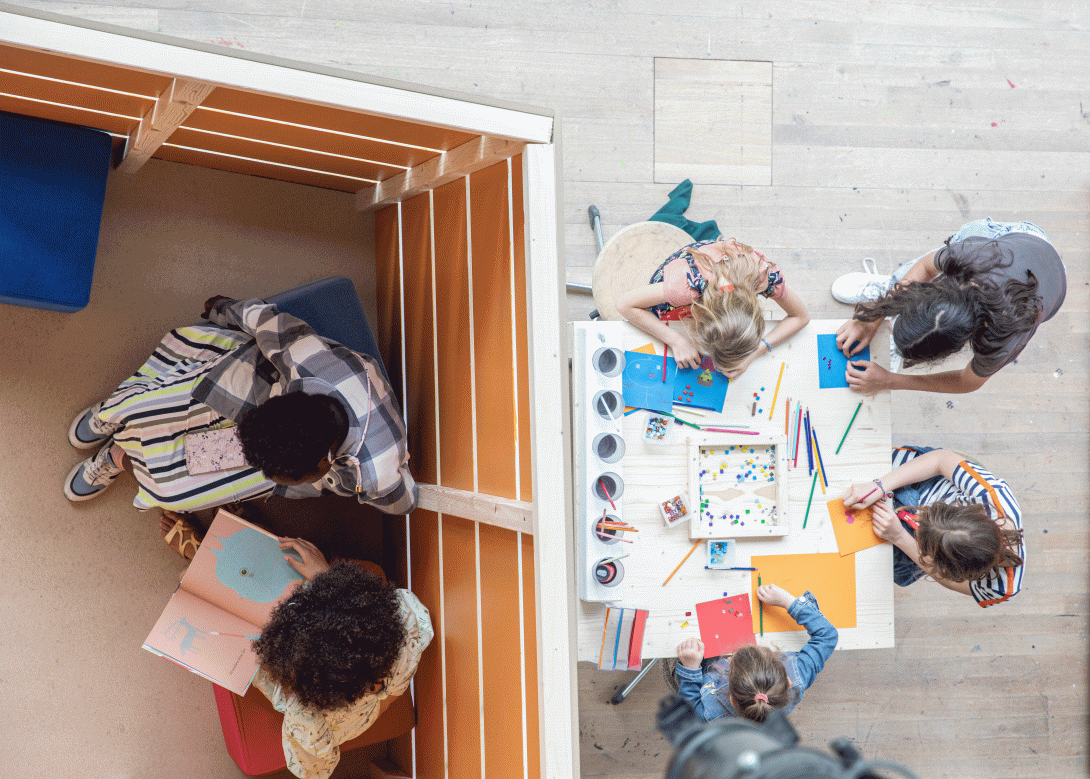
804 409 814 476
758 575 763 635
668 413 703 430
726 566 757 571
662 345 668 382
703 427 761 435
600 554 629 564
784 396 790 436
811 424 829 492
599 523 639 532
674 406 707 417
812 427 826 494
207 632 261 638
623 407 639 416
836 401 863 454
794 404 803 466
598 478 617 509
860 485 880 502
662 539 703 586
803 471 818 528
768 362 785 420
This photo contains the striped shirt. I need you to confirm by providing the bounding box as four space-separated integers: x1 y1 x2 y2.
892 448 1023 607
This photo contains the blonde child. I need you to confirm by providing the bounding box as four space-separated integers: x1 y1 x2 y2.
616 239 809 378
675 584 837 723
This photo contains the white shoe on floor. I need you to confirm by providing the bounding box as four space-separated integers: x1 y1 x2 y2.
831 258 893 304
64 441 124 501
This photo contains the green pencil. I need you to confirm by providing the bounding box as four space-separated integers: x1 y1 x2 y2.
803 471 819 528
835 401 863 454
758 575 763 635
667 412 702 430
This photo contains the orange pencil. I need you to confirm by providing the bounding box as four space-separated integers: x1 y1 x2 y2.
662 539 703 586
768 362 785 421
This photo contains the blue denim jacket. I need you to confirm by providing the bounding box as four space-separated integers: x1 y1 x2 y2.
674 591 838 721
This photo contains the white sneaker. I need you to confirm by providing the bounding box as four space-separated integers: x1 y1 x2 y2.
68 402 122 449
830 258 893 304
64 442 124 502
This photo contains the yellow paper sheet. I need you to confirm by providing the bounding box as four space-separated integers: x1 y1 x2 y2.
750 552 857 633
827 498 887 556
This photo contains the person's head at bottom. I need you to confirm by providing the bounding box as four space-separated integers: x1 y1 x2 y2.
914 502 1023 583
253 561 406 709
727 645 791 723
238 391 346 486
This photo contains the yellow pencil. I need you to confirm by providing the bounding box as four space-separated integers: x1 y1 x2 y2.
662 539 703 586
768 361 785 421
812 426 827 494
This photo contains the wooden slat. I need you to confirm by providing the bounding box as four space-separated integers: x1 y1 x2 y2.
201 85 478 154
152 143 364 191
0 41 171 97
442 515 483 778
356 136 525 211
470 161 518 499
401 191 439 485
184 106 432 169
0 69 151 118
511 154 533 502
374 204 404 397
480 524 530 777
120 78 216 173
0 93 137 136
409 510 445 779
433 176 476 492
416 484 532 535
521 531 542 779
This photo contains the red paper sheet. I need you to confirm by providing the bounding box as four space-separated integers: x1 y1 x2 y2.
695 594 756 657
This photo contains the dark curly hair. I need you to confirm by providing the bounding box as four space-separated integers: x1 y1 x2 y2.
853 237 1043 368
253 561 407 710
237 391 342 481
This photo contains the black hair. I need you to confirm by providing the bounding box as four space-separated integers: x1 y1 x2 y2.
237 391 341 480
854 237 1043 367
253 561 407 710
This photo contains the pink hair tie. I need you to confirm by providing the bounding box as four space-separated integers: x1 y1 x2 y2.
719 283 735 292
754 693 769 704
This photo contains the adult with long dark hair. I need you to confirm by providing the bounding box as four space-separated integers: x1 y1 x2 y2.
831 218 1065 394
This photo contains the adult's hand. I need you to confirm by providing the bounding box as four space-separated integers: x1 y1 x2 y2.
835 318 881 357
279 537 330 580
201 295 234 319
845 360 891 394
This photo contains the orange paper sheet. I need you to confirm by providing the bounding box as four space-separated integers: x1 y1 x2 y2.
750 553 857 633
827 498 886 556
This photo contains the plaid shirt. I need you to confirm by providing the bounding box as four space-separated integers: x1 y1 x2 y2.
192 299 416 514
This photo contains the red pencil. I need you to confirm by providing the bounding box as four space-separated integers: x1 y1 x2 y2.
598 477 617 509
662 345 668 382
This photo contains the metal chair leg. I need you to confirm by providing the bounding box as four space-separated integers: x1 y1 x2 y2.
588 205 605 255
609 657 660 705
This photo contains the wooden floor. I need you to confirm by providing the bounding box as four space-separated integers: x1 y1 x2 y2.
13 1 1088 777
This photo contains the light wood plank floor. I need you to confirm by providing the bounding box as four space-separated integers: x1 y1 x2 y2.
11 2 1088 777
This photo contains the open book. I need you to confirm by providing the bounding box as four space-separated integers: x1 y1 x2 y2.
143 509 304 694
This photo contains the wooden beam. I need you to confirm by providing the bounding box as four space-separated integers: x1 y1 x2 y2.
415 483 533 535
355 135 523 211
118 77 215 173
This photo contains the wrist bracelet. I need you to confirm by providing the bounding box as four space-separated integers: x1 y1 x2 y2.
761 338 772 353
873 478 884 493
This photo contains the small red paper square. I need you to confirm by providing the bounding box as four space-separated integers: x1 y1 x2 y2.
695 594 757 657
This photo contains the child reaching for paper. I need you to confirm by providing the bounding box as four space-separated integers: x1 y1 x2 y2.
616 239 809 378
674 584 837 723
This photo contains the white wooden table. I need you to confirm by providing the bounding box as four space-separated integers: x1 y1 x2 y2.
575 319 894 660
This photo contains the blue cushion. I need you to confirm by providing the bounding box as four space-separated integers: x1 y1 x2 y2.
0 111 112 312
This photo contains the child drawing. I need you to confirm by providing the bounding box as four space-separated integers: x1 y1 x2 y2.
675 584 837 723
617 239 809 378
841 447 1024 607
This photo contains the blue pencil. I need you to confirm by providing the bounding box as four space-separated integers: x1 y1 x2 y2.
804 408 814 476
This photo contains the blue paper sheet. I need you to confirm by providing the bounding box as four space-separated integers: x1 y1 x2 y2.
675 356 729 412
622 350 678 413
817 334 870 389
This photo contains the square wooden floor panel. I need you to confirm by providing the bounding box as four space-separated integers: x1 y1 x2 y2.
654 58 772 186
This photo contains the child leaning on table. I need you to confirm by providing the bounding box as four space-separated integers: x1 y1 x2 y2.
674 584 838 723
616 239 809 378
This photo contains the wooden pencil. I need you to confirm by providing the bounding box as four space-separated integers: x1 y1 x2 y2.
757 574 763 636
662 344 668 382
784 396 790 436
812 424 829 492
835 401 863 454
804 409 814 476
803 471 818 528
768 362 785 421
662 539 703 586
598 477 617 509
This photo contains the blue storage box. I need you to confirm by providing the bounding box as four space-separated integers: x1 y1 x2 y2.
0 111 112 312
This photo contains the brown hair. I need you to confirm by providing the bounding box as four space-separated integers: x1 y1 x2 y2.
724 645 790 723
914 502 1024 582
686 240 765 372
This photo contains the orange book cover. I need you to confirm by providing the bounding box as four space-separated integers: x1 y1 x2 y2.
142 509 304 694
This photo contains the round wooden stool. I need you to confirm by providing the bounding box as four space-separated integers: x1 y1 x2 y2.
591 221 694 321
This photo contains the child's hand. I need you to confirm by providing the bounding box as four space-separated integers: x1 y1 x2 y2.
846 360 891 394
835 318 880 357
842 482 884 509
676 637 705 669
870 500 909 544
756 583 795 609
668 336 702 369
721 351 759 380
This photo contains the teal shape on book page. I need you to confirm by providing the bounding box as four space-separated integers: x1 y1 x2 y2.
211 526 305 604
